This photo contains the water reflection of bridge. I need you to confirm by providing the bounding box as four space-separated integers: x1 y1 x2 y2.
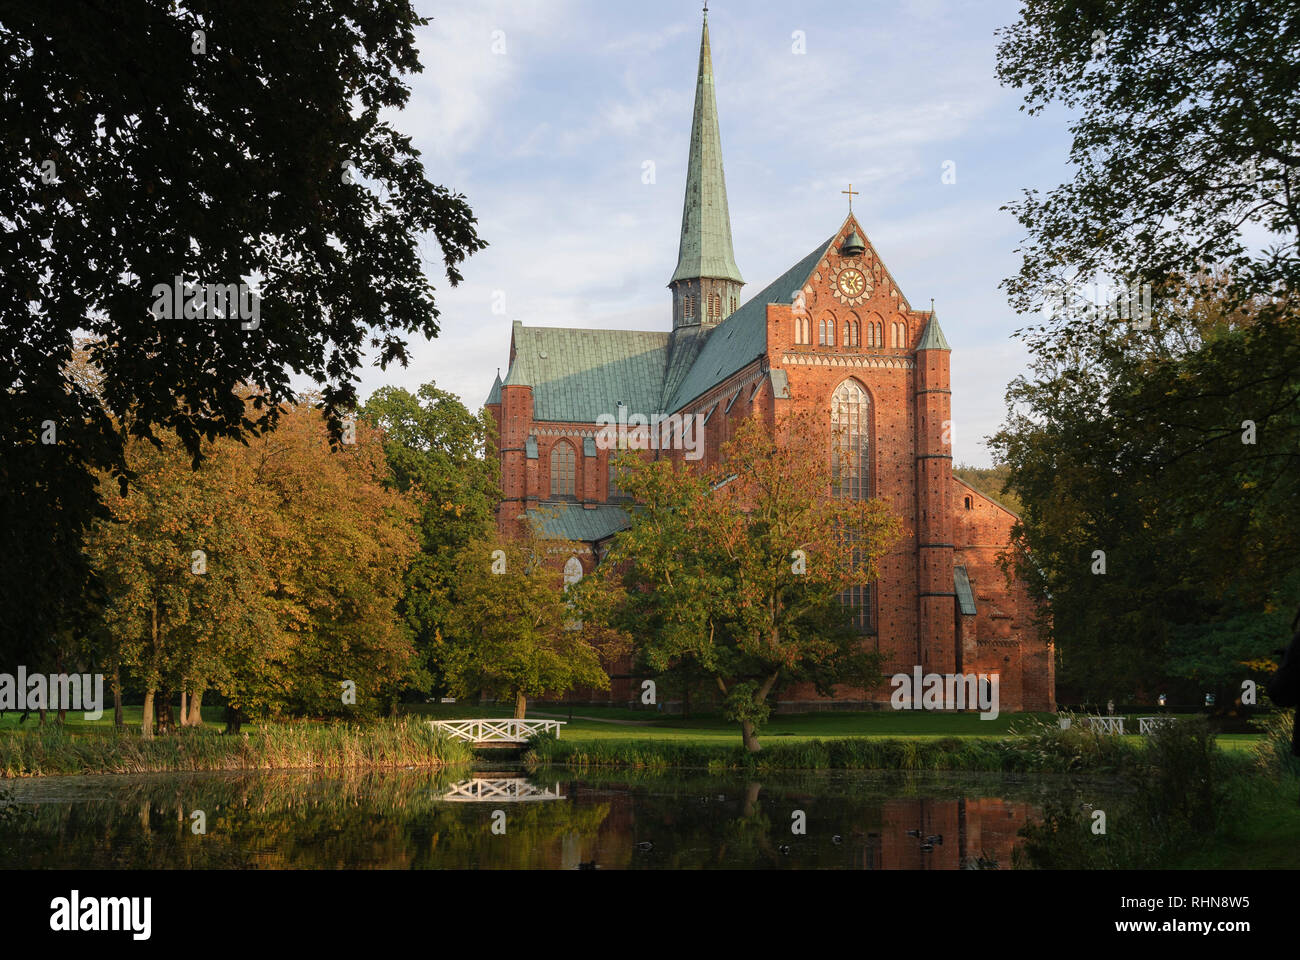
443 776 565 803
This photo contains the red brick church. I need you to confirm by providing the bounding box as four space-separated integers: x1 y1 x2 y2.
485 12 1055 712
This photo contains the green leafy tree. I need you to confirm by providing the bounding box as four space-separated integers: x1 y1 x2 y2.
591 410 901 752
360 383 500 696
994 0 1300 701
0 0 485 653
437 521 616 719
992 278 1299 701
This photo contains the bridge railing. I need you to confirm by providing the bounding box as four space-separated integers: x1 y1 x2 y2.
1085 715 1125 735
428 718 566 743
1137 716 1175 735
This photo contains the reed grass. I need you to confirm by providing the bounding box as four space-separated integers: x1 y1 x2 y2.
0 718 473 777
523 721 1144 773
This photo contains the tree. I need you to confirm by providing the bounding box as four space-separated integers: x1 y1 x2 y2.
992 277 1300 701
994 0 1300 701
360 383 500 696
0 0 485 651
84 396 423 732
591 410 901 752
996 1 1298 324
220 399 423 721
437 520 616 719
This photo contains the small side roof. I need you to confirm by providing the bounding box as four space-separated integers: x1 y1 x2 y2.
527 503 631 543
954 565 977 616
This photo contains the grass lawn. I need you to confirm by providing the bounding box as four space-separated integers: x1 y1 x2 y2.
408 702 1266 750
6 702 1265 756
0 705 227 734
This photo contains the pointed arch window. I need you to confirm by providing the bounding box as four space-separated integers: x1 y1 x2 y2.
831 379 874 632
550 440 576 498
818 317 827 345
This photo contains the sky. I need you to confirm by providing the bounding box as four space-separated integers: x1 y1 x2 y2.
356 0 1076 467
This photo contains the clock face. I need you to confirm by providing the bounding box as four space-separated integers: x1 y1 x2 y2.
838 268 867 297
832 263 872 305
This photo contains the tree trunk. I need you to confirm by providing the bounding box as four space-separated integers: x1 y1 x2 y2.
157 689 174 734
738 670 782 754
55 651 66 723
223 705 242 735
514 691 527 719
112 665 123 730
179 688 188 726
187 688 203 727
142 687 155 740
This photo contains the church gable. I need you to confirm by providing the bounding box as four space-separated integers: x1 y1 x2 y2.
783 215 931 355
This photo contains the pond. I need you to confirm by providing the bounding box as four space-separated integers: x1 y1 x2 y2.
0 767 1114 869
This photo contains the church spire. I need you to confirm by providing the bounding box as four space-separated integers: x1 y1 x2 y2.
669 7 743 329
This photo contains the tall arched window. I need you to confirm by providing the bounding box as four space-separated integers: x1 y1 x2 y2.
818 317 827 345
876 321 884 347
832 380 870 500
550 441 576 498
831 379 874 632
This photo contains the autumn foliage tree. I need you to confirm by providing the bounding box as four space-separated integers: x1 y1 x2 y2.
84 397 421 735
591 410 901 751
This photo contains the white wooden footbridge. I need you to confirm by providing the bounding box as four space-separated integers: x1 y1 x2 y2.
428 718 565 748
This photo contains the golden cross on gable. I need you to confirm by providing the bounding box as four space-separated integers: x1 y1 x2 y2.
842 184 859 212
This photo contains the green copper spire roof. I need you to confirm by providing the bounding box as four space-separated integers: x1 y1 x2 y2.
916 310 951 351
669 13 743 286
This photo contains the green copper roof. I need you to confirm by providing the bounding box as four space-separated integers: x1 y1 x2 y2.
658 324 711 411
528 503 631 543
667 233 834 411
669 16 743 286
503 321 670 423
917 312 951 351
484 372 502 406
954 565 977 616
